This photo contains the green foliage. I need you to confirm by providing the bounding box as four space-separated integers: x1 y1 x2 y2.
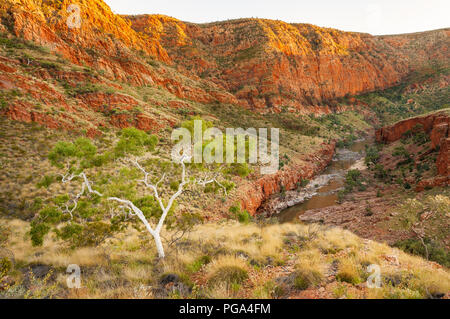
394 239 450 268
293 270 323 290
56 223 83 242
181 117 213 135
0 224 10 247
58 222 114 247
336 269 362 285
0 257 12 278
187 255 212 273
30 222 50 247
374 164 390 182
36 175 55 189
393 146 410 159
169 180 180 191
226 163 252 177
48 138 97 168
39 61 60 70
365 145 380 166
91 152 113 167
133 196 163 220
357 63 449 126
336 134 357 148
38 206 63 224
229 205 252 224
344 169 365 192
114 128 158 157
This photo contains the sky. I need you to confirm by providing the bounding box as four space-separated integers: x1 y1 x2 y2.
103 0 449 35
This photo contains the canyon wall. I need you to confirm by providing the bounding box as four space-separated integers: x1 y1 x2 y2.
229 142 336 215
376 109 450 190
0 0 448 134
128 15 449 113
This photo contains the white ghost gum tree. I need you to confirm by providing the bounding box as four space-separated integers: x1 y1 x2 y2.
61 155 191 258
33 128 229 259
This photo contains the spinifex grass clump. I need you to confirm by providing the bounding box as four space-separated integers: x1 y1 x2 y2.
206 255 249 288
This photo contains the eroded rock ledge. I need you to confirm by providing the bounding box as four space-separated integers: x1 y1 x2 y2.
376 109 450 191
232 142 336 216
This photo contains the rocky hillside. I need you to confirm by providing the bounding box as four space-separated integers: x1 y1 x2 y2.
376 109 449 190
0 0 448 135
128 15 448 112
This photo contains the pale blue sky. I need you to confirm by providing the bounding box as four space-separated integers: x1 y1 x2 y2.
104 0 448 35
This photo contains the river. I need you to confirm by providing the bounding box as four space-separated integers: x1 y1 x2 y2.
278 139 368 223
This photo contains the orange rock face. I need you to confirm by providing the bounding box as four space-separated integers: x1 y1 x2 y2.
376 112 450 145
233 142 336 215
0 0 448 135
437 138 450 176
376 110 450 191
128 15 448 112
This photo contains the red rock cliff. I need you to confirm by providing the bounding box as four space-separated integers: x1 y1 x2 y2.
376 109 450 190
228 142 336 215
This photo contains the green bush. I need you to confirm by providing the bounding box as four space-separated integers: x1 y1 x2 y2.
0 257 12 276
344 169 363 192
229 205 252 224
30 222 50 247
48 137 97 168
226 163 252 177
36 175 55 189
114 128 158 157
394 238 450 268
187 255 212 273
365 145 380 166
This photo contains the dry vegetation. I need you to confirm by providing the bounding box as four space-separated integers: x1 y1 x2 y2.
1 218 449 299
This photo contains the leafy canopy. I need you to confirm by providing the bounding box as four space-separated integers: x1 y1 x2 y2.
114 127 158 157
48 137 97 168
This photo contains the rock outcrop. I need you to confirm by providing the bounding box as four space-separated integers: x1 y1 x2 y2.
376 109 450 191
232 142 336 215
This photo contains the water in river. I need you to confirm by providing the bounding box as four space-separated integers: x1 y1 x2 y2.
278 139 368 223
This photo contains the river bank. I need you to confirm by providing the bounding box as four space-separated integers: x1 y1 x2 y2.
258 138 371 219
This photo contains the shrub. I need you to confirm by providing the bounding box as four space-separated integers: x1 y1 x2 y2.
0 257 12 279
114 128 158 157
365 145 380 166
207 256 249 288
336 259 362 285
229 205 252 224
169 180 180 191
344 169 363 192
393 146 409 159
30 222 50 247
394 239 450 268
374 164 390 182
237 210 252 224
187 255 212 273
48 138 97 168
226 163 252 177
294 269 323 290
36 175 55 189
208 266 248 286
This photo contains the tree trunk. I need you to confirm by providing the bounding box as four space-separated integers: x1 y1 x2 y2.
153 232 165 259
